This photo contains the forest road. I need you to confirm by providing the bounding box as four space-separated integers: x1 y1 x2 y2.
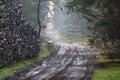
19 43 95 80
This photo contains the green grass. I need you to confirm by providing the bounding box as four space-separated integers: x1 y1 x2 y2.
62 37 89 44
0 42 54 79
95 58 120 63
92 58 120 80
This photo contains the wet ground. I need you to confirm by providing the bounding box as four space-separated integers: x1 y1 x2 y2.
48 44 95 80
3 43 95 80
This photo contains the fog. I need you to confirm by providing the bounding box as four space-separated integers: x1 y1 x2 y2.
20 0 88 43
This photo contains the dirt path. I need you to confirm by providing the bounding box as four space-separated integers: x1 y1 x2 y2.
3 43 95 80
49 46 95 80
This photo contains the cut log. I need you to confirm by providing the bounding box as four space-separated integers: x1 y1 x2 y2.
0 0 40 68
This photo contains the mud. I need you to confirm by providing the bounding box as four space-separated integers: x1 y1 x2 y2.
2 43 95 80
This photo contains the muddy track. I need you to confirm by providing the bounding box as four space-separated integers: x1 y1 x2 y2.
48 45 95 80
2 43 95 80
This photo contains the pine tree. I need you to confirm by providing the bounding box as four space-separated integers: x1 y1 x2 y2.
67 0 120 58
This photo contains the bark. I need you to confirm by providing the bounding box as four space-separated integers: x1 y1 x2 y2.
37 0 42 39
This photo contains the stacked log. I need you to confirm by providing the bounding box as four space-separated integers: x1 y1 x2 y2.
0 0 40 68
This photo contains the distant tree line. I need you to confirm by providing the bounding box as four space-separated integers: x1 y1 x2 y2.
0 0 40 68
67 0 120 58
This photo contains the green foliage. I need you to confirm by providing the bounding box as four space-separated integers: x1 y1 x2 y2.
67 0 120 56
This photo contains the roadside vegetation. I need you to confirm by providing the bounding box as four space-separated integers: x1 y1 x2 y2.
62 37 88 45
92 58 120 80
0 41 54 79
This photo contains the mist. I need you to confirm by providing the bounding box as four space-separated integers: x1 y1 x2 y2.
19 0 88 43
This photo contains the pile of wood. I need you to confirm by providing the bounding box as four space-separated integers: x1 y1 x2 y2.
0 0 40 68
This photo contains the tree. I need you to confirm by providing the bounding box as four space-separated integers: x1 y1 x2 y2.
38 0 42 38
67 0 120 57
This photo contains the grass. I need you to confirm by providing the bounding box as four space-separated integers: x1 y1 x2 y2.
62 37 89 44
0 42 54 79
95 58 120 63
92 58 120 80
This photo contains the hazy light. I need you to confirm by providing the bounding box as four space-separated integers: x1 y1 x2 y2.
47 22 54 30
